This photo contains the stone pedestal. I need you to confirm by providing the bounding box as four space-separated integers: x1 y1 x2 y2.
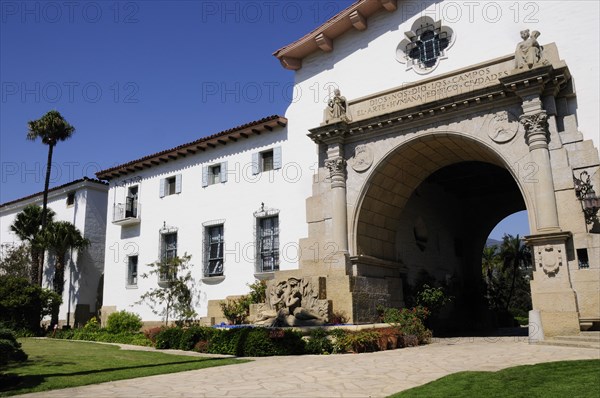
526 231 580 337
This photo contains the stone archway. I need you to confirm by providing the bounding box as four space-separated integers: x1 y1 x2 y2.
289 42 599 337
351 133 529 331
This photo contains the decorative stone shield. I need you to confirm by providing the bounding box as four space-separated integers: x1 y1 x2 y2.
486 111 521 143
537 244 562 275
350 145 374 172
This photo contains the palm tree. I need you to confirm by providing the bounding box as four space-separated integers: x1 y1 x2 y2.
27 110 75 234
10 204 55 284
482 245 499 284
43 221 89 325
499 234 532 311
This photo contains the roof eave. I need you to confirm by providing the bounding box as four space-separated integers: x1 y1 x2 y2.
96 116 288 181
273 0 398 70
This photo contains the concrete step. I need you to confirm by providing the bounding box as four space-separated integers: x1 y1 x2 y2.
537 333 600 350
552 334 600 344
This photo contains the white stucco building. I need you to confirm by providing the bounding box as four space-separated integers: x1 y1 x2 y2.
0 177 109 326
98 1 599 334
96 116 316 322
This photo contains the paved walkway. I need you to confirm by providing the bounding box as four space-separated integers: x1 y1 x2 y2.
20 337 599 398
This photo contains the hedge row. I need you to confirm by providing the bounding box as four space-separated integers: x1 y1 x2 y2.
51 329 152 346
150 324 431 356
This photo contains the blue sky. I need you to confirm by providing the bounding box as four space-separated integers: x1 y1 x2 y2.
0 0 528 239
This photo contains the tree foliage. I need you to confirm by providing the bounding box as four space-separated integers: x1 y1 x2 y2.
499 234 532 311
137 254 197 325
481 235 533 322
43 221 89 326
0 275 61 332
9 205 56 284
0 243 31 279
26 110 76 277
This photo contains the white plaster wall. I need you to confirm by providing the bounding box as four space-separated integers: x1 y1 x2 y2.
290 0 599 148
102 125 317 321
0 181 109 323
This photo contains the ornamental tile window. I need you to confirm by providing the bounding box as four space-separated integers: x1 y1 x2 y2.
396 17 454 74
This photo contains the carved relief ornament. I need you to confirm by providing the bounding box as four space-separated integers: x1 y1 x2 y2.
325 157 347 179
350 145 374 172
487 111 521 144
537 244 562 275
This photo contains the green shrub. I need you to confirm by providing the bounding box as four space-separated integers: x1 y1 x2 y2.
220 280 268 325
0 328 28 367
207 327 305 357
50 329 75 340
106 311 142 334
382 306 431 344
207 328 250 356
305 328 333 355
0 276 61 333
338 330 380 353
416 284 453 314
220 298 250 325
328 328 349 353
83 317 100 331
178 325 215 351
155 327 184 349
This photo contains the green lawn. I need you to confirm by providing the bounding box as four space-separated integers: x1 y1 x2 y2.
0 338 248 396
390 359 600 398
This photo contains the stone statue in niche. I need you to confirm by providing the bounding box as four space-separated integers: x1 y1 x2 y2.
515 29 547 69
254 277 328 326
324 89 350 124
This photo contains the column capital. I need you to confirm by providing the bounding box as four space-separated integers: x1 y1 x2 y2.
520 111 549 151
325 156 347 188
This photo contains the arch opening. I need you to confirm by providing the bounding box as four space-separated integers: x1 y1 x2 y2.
353 134 530 333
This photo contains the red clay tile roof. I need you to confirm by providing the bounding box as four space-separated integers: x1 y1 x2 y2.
96 115 287 180
0 177 108 209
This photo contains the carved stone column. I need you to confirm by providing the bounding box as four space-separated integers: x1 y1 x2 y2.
325 143 349 254
502 67 579 337
502 68 560 233
520 97 561 232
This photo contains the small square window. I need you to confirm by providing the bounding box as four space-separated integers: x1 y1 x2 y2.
127 255 138 286
166 177 176 195
210 165 221 185
66 192 75 206
577 249 590 269
261 151 274 172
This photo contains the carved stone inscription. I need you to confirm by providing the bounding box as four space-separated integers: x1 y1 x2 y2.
351 60 514 120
